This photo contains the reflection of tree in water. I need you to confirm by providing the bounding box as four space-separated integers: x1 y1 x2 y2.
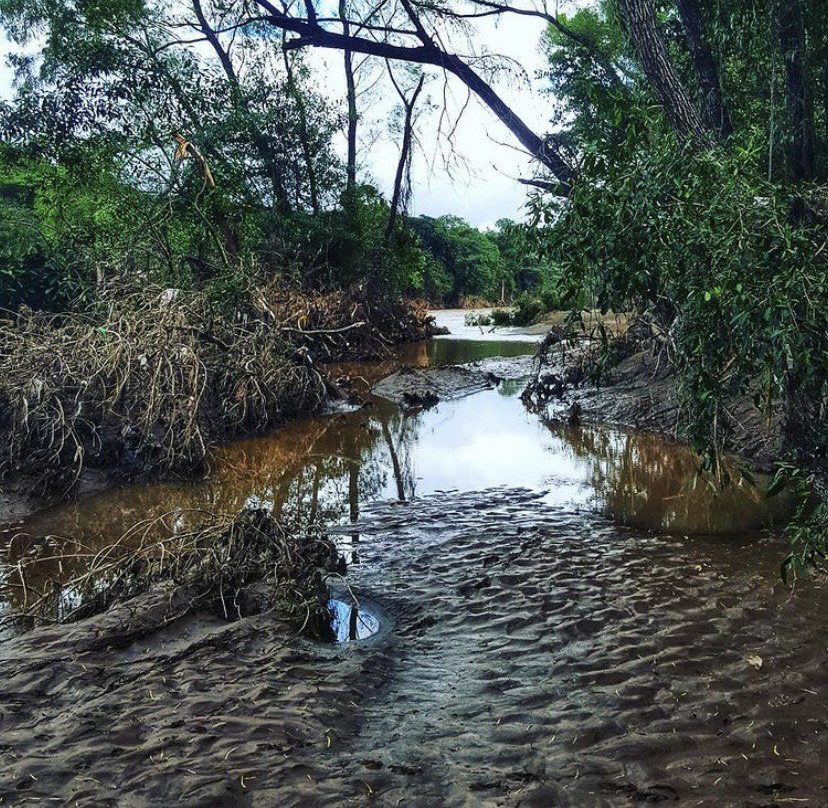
4 397 425 601
549 422 789 534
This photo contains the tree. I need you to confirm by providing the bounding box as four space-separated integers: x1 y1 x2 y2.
385 65 425 240
251 0 575 191
411 215 502 304
616 0 710 141
774 0 815 181
339 0 358 191
675 0 732 136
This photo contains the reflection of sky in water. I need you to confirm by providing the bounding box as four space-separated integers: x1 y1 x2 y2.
327 598 379 642
403 386 590 506
2 328 793 608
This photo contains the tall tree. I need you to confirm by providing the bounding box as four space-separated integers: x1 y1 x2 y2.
775 0 815 181
339 0 358 192
282 45 321 211
675 0 732 137
385 67 424 240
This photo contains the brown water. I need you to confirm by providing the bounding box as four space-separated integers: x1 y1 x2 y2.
0 313 792 612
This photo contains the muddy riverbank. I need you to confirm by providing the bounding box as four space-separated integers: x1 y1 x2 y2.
1 488 825 805
0 309 825 805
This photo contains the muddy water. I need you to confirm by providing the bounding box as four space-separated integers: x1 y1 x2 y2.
0 310 825 805
1 322 790 606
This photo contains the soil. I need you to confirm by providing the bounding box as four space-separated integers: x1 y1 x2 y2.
532 347 784 473
0 489 825 805
372 365 497 406
0 469 111 527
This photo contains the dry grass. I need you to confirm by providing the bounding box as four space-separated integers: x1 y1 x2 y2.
2 507 340 631
0 286 327 489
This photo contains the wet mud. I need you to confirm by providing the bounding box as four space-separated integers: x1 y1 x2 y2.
0 489 825 805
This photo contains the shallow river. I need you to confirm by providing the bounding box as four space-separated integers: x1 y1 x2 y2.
2 312 790 566
0 311 825 806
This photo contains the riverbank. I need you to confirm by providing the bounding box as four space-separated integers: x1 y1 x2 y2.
0 284 437 523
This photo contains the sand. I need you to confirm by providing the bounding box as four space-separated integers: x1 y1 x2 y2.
0 488 825 806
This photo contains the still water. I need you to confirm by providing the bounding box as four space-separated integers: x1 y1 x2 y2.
0 311 789 606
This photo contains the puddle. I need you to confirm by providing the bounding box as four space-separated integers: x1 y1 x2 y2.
326 598 380 642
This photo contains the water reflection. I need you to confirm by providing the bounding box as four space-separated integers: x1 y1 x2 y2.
5 383 788 552
326 598 380 642
0 330 792 610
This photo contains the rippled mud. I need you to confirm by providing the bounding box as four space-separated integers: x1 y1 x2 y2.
0 488 825 805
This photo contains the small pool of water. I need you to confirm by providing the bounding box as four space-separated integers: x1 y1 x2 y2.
326 598 380 642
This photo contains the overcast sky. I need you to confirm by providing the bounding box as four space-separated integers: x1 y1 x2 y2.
0 7 566 228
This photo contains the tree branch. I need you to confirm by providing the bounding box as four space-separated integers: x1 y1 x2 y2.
252 0 574 192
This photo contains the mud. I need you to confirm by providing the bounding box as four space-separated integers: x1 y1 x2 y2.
372 365 496 405
0 488 825 805
537 347 784 472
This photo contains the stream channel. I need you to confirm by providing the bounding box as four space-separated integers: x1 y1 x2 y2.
0 309 825 806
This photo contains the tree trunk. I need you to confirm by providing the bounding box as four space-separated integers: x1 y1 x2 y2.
339 0 358 191
675 0 732 137
618 0 709 142
823 44 828 159
386 73 424 240
256 0 575 191
776 0 815 182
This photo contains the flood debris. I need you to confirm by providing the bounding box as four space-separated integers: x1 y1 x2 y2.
2 507 342 633
253 282 443 361
0 283 436 491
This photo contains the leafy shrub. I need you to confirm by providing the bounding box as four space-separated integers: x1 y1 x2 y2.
532 136 828 467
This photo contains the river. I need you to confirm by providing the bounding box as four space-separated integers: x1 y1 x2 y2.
0 310 825 805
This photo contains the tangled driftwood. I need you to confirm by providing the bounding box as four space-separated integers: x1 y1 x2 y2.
2 508 341 631
0 287 325 489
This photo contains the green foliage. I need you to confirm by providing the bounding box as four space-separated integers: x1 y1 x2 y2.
534 133 827 465
531 0 828 566
410 215 503 305
0 0 438 307
540 4 633 151
768 464 828 579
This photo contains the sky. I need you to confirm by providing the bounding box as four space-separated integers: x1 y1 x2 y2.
0 6 566 228
305 9 553 228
